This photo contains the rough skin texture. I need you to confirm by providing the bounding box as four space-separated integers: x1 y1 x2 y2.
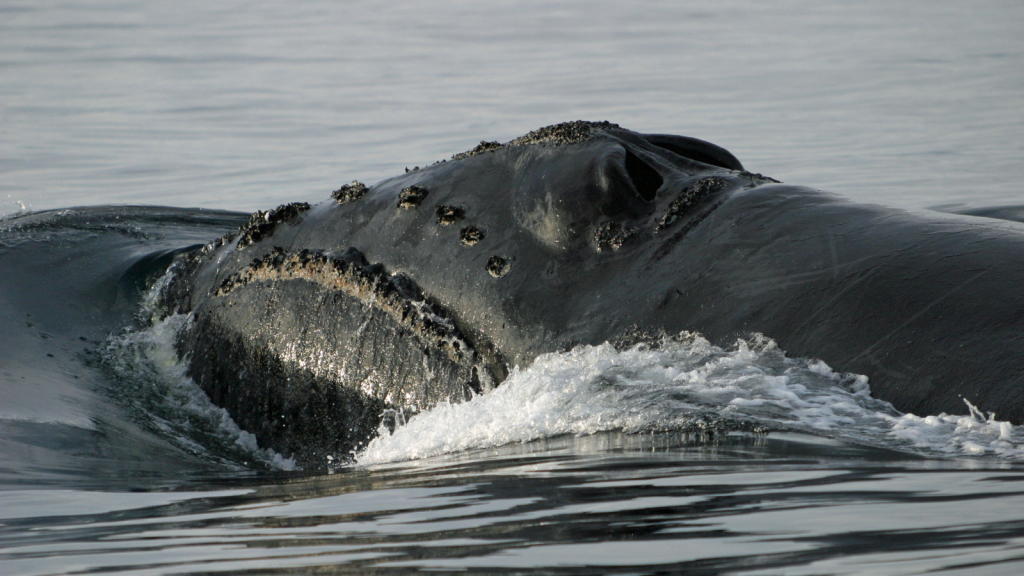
451 120 621 161
331 181 368 204
161 120 1024 469
237 202 310 249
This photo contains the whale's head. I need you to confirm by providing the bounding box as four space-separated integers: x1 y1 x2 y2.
352 121 746 256
167 122 772 466
450 122 745 253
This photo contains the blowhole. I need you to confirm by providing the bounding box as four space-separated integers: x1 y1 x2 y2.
624 150 662 202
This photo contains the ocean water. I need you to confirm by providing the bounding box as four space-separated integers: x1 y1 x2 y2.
4 1 1024 574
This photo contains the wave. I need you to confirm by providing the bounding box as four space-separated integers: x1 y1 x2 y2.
95 269 1024 470
100 283 298 471
358 334 1024 465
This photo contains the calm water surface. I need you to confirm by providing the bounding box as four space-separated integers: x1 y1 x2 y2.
4 0 1024 214
3 1 1024 574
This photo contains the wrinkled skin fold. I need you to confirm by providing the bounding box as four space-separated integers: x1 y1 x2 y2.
161 121 1024 467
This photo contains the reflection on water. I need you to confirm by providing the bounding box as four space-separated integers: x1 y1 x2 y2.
4 0 1024 574
4 433 1024 574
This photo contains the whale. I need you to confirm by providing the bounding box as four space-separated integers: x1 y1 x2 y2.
159 121 1024 467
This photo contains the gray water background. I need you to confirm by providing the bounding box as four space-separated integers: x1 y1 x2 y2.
5 1 1024 574
4 0 1023 215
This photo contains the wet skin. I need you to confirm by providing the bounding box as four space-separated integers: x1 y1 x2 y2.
164 122 1024 466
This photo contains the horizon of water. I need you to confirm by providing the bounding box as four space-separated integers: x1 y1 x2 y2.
3 0 1023 217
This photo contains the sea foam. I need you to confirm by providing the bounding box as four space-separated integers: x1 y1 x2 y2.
101 272 299 471
358 334 1024 465
113 273 1024 469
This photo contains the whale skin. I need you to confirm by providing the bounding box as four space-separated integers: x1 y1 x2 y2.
161 121 1024 467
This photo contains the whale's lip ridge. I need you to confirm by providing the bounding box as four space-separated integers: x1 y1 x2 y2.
211 245 508 385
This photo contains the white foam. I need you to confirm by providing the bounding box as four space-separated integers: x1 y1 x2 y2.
0 196 30 218
358 334 1024 465
885 400 1021 458
110 270 1024 469
103 312 298 472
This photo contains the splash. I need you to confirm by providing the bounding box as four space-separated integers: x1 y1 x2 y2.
101 271 298 471
105 271 1024 469
0 196 30 218
358 334 1024 465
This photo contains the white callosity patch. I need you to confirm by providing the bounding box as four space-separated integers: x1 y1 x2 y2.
358 334 1024 465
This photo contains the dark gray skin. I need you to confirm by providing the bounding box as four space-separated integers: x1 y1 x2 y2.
164 121 1024 467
